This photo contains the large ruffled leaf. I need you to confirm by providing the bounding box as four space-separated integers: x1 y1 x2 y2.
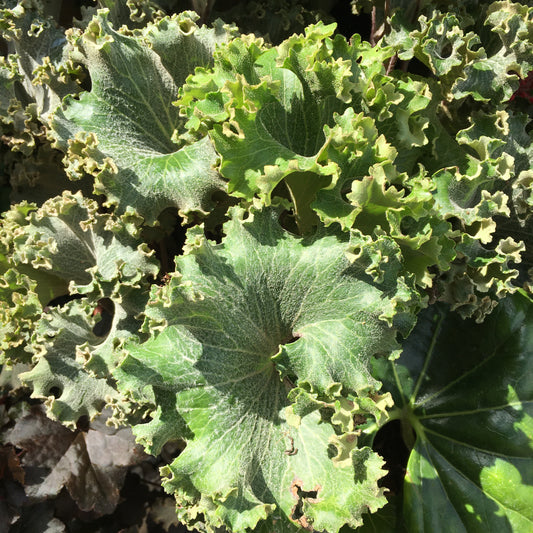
428 107 526 321
1 191 158 424
0 202 41 362
9 191 157 303
178 24 368 230
19 285 150 425
179 20 527 304
385 2 533 104
51 10 233 223
178 26 467 288
386 10 485 99
210 0 331 44
0 0 84 218
374 291 533 532
115 204 422 532
79 0 168 30
0 20 90 206
0 55 40 156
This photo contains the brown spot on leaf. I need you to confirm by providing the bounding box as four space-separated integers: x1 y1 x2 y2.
284 435 298 456
280 332 301 345
345 432 358 444
353 414 367 426
289 478 322 531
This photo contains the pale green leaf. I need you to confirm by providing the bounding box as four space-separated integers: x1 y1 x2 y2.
2 191 158 424
115 204 422 532
51 10 232 223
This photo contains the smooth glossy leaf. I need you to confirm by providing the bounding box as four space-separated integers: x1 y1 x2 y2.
375 292 533 532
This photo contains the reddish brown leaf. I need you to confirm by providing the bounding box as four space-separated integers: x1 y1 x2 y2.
7 406 145 515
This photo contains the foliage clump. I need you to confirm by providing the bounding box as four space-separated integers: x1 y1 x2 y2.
1 1 532 532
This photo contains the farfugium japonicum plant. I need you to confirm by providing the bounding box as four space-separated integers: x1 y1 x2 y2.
1 0 532 532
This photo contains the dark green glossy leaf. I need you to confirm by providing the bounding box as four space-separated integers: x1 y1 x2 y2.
376 292 533 532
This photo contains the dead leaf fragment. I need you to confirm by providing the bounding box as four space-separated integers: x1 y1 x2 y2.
6 405 145 515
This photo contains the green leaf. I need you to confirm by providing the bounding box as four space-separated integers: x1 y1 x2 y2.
179 27 469 288
0 267 40 363
51 10 232 223
19 286 148 425
209 0 331 44
115 204 422 532
386 10 484 99
452 2 533 103
0 0 82 124
375 292 533 532
1 191 158 424
343 494 406 533
0 55 38 155
0 202 46 363
178 23 357 225
9 191 158 296
80 0 167 30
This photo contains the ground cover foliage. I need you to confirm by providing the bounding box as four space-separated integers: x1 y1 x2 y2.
0 0 532 531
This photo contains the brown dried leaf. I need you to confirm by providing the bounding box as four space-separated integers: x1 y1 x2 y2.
7 405 145 515
59 428 145 514
7 405 74 480
149 497 181 530
0 445 25 485
9 502 66 533
0 446 27 532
